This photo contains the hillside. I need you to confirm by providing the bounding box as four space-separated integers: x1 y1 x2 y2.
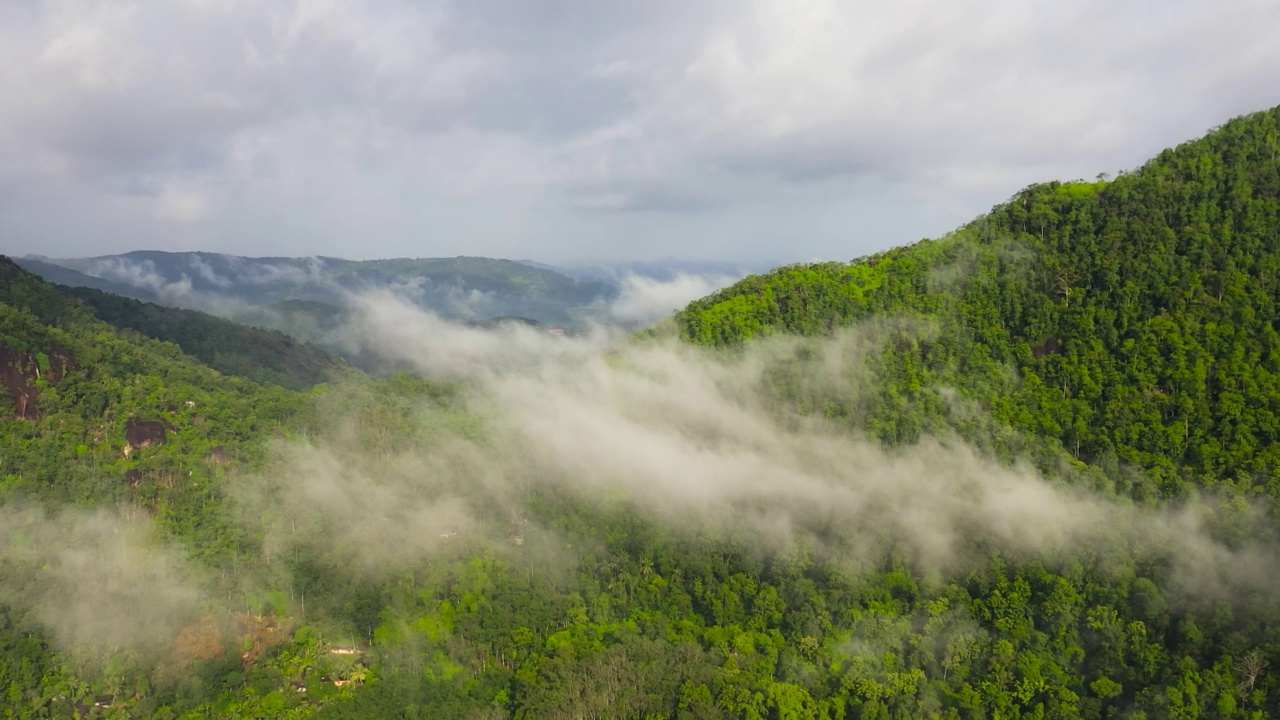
677 106 1280 503
2 108 1280 720
0 256 317 503
65 286 348 391
0 258 409 717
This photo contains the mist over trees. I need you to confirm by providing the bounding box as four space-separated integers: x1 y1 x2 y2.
1 107 1279 719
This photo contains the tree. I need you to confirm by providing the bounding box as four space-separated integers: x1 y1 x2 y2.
1236 649 1268 699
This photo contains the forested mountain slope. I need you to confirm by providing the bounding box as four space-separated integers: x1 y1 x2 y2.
63 284 350 391
0 255 314 512
1 258 347 391
0 258 391 716
677 106 1280 503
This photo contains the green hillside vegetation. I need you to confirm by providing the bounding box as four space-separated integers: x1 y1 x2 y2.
0 258 407 716
1 107 1279 720
677 107 1280 504
0 255 314 517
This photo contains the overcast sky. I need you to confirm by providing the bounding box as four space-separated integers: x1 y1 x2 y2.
0 0 1277 265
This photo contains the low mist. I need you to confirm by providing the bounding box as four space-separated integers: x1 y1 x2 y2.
12 291 1279 665
245 294 1280 609
0 504 206 658
608 272 740 323
327 290 624 377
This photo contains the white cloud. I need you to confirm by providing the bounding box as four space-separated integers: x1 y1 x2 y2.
609 272 739 323
152 180 211 223
89 257 194 299
328 290 622 377
253 307 1280 609
188 254 233 287
0 0 1276 262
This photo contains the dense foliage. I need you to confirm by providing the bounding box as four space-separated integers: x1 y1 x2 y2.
677 107 1280 504
0 256 312 533
2 107 1280 719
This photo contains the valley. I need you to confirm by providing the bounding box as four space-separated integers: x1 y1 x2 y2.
2 106 1279 718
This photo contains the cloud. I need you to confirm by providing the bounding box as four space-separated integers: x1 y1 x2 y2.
0 1 1277 262
79 253 336 305
325 290 623 376
7 295 1275 668
647 0 1280 184
569 184 720 214
152 181 211 223
262 298 1280 615
188 254 234 288
237 256 330 286
239 438 493 578
87 257 197 302
0 504 207 658
608 272 740 323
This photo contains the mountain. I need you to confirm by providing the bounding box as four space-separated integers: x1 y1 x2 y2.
3 107 1280 719
1 258 347 392
675 106 1280 501
26 251 615 326
0 253 320 533
0 257 366 716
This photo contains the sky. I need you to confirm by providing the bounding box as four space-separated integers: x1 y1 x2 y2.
0 0 1277 266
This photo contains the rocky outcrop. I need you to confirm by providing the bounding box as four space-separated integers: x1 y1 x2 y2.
207 445 231 466
0 341 76 420
1031 335 1062 359
122 417 171 457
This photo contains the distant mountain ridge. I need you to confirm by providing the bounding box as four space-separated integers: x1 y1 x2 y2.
22 251 615 326
0 256 347 391
13 256 161 302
